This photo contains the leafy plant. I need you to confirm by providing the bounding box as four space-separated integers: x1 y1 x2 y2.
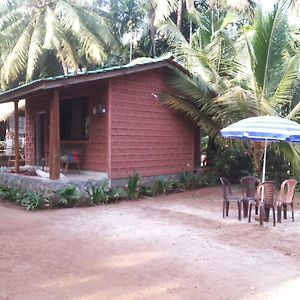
154 177 171 195
140 185 153 197
0 184 22 202
190 174 201 189
126 172 140 199
57 185 81 208
178 171 192 190
86 180 109 205
21 191 49 211
108 187 127 201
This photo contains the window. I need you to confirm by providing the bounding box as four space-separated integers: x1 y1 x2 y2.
60 97 89 141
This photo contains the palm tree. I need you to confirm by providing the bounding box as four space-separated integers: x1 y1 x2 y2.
160 0 300 176
0 0 117 89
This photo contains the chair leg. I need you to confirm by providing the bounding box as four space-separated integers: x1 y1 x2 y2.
223 201 226 218
277 205 282 223
243 200 248 218
291 203 294 222
237 202 241 221
272 207 276 226
255 206 258 215
248 204 252 223
283 204 287 219
264 208 270 222
259 203 264 226
226 202 229 217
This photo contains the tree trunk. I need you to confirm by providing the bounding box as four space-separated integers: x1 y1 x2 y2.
177 0 183 31
252 142 264 177
148 11 156 57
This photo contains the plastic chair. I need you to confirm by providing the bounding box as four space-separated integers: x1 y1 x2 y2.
240 176 260 218
249 181 276 226
277 179 297 222
220 177 242 221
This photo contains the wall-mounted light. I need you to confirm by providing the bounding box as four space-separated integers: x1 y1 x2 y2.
92 105 107 116
151 93 159 99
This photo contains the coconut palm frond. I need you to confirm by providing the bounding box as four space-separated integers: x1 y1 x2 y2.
215 86 259 124
158 20 188 45
277 142 300 176
251 0 291 100
269 54 300 113
167 69 218 100
70 6 117 48
26 13 45 82
160 92 220 134
56 1 106 63
1 21 33 89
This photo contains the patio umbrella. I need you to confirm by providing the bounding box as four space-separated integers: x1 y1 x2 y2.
220 116 300 183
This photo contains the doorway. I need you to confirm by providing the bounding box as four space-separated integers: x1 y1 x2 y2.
36 112 46 165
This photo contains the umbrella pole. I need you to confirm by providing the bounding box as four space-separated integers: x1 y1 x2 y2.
259 139 268 226
262 138 267 183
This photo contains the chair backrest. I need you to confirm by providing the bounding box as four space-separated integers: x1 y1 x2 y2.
256 181 276 206
241 176 260 198
220 177 232 200
279 179 297 204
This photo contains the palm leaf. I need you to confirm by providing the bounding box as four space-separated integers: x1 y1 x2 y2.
251 0 291 100
55 0 107 63
1 20 33 89
269 53 300 113
26 13 45 81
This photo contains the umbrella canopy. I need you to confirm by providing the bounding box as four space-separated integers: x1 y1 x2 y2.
220 116 300 143
220 116 300 183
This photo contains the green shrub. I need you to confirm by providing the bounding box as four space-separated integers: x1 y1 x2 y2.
198 171 219 187
86 180 109 205
178 171 193 190
21 191 49 211
140 185 153 197
0 184 22 202
190 174 201 189
108 187 127 201
57 185 81 208
126 172 140 199
154 177 171 195
210 144 252 183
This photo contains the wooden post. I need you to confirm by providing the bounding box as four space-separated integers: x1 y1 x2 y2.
14 100 20 174
49 90 60 180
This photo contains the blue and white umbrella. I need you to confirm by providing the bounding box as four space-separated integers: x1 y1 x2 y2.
220 116 300 182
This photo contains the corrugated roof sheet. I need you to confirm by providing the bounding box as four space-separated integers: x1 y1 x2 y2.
0 56 179 98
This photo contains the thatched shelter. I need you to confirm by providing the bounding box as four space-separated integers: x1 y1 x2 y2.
0 100 25 121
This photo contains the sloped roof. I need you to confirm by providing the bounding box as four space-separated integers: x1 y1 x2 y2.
0 100 25 121
0 57 189 104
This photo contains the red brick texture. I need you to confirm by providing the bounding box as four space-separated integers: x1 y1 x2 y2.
24 68 195 179
108 69 195 179
25 86 108 172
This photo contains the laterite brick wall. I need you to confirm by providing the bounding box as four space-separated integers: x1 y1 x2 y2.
25 87 108 172
109 69 195 179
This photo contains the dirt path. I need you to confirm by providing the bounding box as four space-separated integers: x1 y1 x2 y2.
1 186 300 300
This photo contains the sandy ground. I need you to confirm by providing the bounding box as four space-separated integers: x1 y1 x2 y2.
1 186 300 300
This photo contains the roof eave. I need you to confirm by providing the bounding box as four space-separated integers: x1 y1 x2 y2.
0 59 189 104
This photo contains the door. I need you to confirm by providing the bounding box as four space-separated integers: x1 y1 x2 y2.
36 112 46 165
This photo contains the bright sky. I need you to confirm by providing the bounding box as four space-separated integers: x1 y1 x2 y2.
259 0 276 11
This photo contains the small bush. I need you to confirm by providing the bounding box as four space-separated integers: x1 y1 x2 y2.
140 185 153 197
178 171 193 190
57 185 81 208
108 187 127 201
86 180 110 205
21 191 49 211
154 177 171 195
126 172 140 199
0 184 22 202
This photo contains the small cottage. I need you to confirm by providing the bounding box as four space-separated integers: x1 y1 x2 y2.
0 57 200 184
